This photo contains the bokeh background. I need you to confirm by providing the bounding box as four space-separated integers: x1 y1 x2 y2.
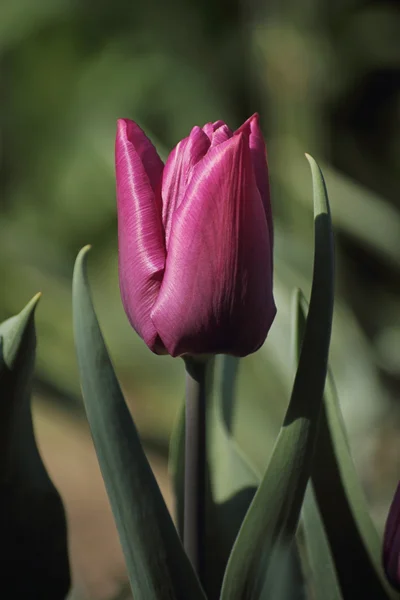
1 0 399 598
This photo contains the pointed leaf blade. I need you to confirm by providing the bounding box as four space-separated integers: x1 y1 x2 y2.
293 293 397 599
0 295 70 598
220 155 334 600
292 288 343 600
301 484 343 600
72 246 205 600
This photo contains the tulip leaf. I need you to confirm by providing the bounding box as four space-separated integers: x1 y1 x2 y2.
293 292 397 599
169 355 260 600
0 295 70 599
258 539 305 600
291 288 343 600
72 246 205 600
301 486 343 600
220 154 334 600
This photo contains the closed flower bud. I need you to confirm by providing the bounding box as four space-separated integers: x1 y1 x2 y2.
383 482 400 590
115 115 276 357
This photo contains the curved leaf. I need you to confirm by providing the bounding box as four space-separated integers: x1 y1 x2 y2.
301 483 344 600
292 288 342 600
0 295 70 599
220 154 334 600
286 288 342 600
294 292 397 599
72 246 205 600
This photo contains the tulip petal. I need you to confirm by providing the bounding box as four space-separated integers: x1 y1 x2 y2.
115 119 166 351
235 114 273 248
386 530 400 591
202 120 226 141
210 124 233 147
151 133 275 357
383 482 400 588
161 126 210 248
117 119 164 192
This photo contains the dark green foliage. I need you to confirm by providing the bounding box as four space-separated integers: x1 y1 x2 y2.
0 295 70 599
294 291 398 600
219 156 334 600
292 289 343 600
72 246 205 600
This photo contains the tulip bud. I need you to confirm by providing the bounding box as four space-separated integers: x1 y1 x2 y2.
383 482 400 590
115 115 276 357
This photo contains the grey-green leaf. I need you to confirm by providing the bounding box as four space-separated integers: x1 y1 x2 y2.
301 484 343 600
0 295 70 599
72 246 205 600
292 288 342 600
292 292 397 599
169 355 260 600
220 154 334 600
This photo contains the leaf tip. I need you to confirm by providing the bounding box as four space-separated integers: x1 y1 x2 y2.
74 245 92 279
29 291 42 307
79 244 92 259
20 292 42 321
305 154 330 219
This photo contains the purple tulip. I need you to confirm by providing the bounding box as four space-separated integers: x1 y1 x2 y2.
115 115 276 357
383 482 400 590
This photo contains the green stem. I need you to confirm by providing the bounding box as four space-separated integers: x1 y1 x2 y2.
183 356 209 583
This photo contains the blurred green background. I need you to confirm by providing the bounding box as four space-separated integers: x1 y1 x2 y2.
1 0 399 597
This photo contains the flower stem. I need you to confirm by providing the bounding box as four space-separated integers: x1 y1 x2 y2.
183 356 209 583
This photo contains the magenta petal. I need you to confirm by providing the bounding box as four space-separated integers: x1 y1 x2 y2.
210 124 233 147
202 119 226 141
202 123 214 140
117 119 164 192
151 133 275 357
161 126 210 248
115 119 166 351
235 113 273 248
212 119 225 129
383 482 400 589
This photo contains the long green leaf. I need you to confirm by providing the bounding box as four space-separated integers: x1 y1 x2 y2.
220 154 334 600
0 295 70 599
301 484 343 600
292 288 343 600
169 355 260 600
72 246 205 600
291 293 398 599
258 537 304 600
